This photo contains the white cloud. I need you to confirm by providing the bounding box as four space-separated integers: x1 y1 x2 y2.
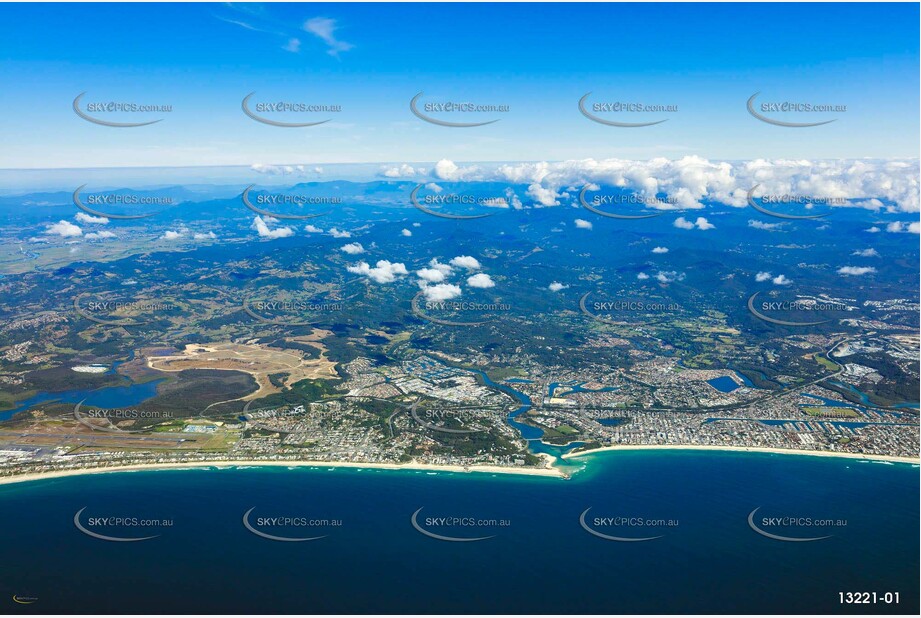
651 246 669 254
574 218 593 230
694 217 715 230
450 255 481 270
85 231 117 240
416 267 447 283
853 198 885 210
381 164 419 178
423 284 462 302
425 183 443 193
305 224 323 233
527 183 559 206
401 228 412 237
433 159 460 180
347 260 408 283
303 17 354 57
432 159 483 182
674 216 714 230
328 228 351 239
194 231 217 240
755 272 772 282
656 270 685 283
504 187 523 209
852 248 879 257
424 258 450 273
548 282 568 292
865 226 881 233
341 242 365 255
250 164 312 176
748 219 782 230
467 273 495 288
837 266 877 276
252 216 294 239
885 221 921 234
415 157 920 214
44 220 82 237
75 212 109 225
161 230 183 240
283 37 301 53
636 272 650 280
772 274 792 285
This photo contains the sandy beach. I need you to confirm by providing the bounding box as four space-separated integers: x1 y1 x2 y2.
562 444 920 465
0 456 566 486
2 446 916 488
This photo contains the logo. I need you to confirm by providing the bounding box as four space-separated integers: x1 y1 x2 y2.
410 507 503 542
580 292 679 324
746 185 836 220
747 292 840 327
746 92 840 128
73 293 156 327
409 184 495 220
242 294 341 327
73 507 164 542
72 92 167 127
12 595 38 605
241 92 337 127
73 293 177 327
578 185 665 220
242 507 335 542
73 184 163 220
578 92 671 127
579 508 667 542
409 92 504 127
747 507 837 542
409 399 504 434
411 290 505 327
73 401 155 434
242 185 332 220
580 292 621 325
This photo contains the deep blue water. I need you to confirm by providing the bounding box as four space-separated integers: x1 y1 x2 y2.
707 376 739 393
0 451 917 614
732 370 756 387
828 380 920 410
0 379 164 422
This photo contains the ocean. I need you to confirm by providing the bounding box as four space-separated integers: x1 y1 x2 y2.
1 450 917 614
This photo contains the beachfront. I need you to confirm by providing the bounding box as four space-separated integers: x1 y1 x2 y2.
0 454 566 486
563 444 920 465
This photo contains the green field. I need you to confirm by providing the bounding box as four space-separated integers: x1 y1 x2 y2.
802 406 859 418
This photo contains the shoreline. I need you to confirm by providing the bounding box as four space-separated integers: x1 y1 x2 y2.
1 445 917 487
0 455 565 487
562 444 920 465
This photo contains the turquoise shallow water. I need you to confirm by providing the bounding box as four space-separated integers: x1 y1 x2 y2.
0 450 917 614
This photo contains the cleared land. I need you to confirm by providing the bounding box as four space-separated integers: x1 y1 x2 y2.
147 341 337 402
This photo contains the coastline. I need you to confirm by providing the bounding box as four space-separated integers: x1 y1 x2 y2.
2 445 917 488
562 444 920 465
0 455 565 487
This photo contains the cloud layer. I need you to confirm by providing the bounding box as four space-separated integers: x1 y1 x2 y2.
428 157 920 213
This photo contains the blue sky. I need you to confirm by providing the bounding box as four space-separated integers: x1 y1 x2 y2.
0 2 918 168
